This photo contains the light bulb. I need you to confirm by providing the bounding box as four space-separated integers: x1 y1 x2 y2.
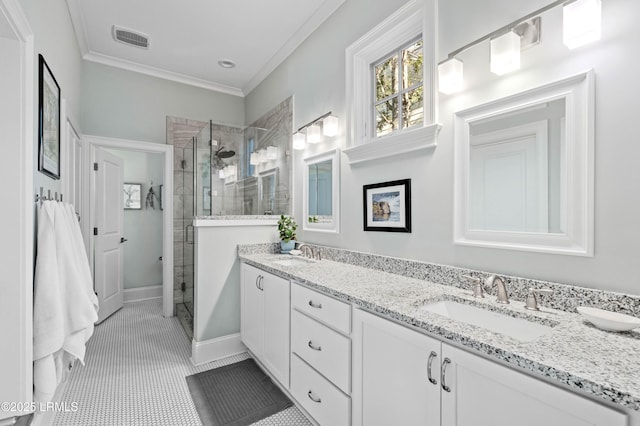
563 0 601 49
307 123 322 144
490 31 521 75
258 149 267 163
322 115 339 137
438 58 464 94
293 132 306 150
267 146 278 160
249 152 259 165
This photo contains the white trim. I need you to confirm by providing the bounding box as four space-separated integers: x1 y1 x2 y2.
124 285 163 303
343 123 441 164
345 0 437 150
453 71 595 256
303 149 340 233
191 334 246 366
0 0 34 412
193 219 278 227
84 135 175 317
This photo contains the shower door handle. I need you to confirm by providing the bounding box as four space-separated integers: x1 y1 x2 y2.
185 225 194 245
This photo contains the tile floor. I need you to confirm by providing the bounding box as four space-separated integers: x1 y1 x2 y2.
53 299 311 426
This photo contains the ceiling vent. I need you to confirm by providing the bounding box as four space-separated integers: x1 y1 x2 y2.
112 26 149 49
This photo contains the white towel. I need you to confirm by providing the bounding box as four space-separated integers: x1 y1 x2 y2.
33 201 99 403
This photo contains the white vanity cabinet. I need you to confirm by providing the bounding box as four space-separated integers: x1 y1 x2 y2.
353 308 626 426
290 283 352 426
240 263 290 388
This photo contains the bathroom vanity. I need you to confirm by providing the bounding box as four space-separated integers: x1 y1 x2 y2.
239 244 640 426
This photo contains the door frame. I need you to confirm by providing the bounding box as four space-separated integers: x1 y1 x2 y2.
85 135 174 317
0 0 34 410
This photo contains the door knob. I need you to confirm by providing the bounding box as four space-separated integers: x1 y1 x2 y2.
120 237 128 243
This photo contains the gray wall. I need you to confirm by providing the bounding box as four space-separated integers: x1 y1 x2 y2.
245 0 640 296
81 62 245 143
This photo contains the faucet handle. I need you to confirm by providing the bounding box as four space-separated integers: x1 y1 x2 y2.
462 275 485 298
525 288 553 311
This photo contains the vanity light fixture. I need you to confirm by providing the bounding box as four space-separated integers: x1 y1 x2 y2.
293 111 339 150
437 0 601 94
563 0 602 49
266 146 278 160
293 132 306 150
438 57 464 94
490 31 521 75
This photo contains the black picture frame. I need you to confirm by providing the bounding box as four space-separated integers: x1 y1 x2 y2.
38 54 61 180
363 179 412 233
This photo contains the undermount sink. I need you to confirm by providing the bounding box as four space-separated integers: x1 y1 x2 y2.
420 300 554 342
272 257 313 267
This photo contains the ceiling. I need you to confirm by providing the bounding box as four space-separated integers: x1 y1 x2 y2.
66 0 345 97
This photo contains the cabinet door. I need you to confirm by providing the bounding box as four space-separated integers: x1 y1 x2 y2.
262 272 290 388
352 309 441 426
240 264 263 357
441 344 627 426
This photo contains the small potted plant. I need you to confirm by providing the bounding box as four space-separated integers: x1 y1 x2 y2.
277 215 297 253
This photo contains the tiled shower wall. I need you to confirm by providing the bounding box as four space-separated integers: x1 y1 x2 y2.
167 116 206 308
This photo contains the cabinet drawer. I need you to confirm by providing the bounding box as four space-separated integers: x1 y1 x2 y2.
291 354 350 426
292 283 350 334
291 309 351 393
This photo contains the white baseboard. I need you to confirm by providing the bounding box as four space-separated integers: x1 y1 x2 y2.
123 285 162 303
191 334 246 366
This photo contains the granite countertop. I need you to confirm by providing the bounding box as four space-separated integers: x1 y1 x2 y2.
239 252 640 412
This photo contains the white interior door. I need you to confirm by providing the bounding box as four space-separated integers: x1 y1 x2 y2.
94 148 124 323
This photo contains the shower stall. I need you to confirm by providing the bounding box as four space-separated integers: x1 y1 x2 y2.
174 120 291 338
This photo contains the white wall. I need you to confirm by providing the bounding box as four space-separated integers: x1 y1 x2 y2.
245 0 640 296
81 62 245 144
107 149 164 289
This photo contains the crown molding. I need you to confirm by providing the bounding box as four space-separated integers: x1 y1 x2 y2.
83 52 245 97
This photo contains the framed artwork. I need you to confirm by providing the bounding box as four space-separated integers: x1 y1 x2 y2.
363 179 411 232
123 183 142 210
38 54 61 180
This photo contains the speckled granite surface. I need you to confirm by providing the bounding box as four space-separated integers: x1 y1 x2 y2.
238 246 640 412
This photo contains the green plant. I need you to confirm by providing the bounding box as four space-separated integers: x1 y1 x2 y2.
277 215 297 242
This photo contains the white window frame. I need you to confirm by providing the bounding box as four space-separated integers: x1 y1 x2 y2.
344 0 441 165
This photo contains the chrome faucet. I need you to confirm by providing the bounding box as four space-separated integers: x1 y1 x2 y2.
462 275 485 298
297 243 315 259
485 275 509 304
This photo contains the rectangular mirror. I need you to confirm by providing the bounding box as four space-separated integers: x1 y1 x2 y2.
258 168 277 215
454 71 594 256
304 149 340 233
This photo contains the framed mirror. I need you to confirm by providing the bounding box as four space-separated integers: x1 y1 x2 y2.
258 168 278 215
454 71 594 256
303 149 340 233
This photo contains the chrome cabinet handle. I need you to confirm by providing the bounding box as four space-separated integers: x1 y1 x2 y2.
255 275 260 290
307 390 321 403
308 300 322 309
258 276 264 291
441 357 452 392
427 351 438 385
308 341 322 351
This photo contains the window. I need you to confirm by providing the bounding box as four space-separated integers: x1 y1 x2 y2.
374 38 424 138
344 0 440 165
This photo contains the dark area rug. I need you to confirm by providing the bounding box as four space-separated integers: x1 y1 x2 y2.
186 358 292 426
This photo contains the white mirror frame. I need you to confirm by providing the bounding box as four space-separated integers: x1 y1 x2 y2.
303 148 340 233
453 71 594 256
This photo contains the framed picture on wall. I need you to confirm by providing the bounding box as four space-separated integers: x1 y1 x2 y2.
123 183 142 210
363 179 411 232
38 54 61 180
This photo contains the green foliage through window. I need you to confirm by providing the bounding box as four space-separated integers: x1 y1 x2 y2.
373 38 424 138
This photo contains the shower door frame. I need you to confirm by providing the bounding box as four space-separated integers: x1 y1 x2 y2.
84 135 175 318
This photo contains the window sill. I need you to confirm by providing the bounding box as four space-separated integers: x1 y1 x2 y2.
343 123 441 165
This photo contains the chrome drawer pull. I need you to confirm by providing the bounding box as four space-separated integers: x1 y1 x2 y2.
308 300 322 309
427 351 438 385
307 390 321 403
308 341 322 351
441 357 452 392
